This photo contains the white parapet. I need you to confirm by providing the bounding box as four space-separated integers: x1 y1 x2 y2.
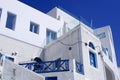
1 60 45 80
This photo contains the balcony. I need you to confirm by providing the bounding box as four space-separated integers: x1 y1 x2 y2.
19 59 83 74
76 61 83 74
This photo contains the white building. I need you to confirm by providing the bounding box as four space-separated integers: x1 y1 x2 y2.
118 67 120 78
0 0 119 80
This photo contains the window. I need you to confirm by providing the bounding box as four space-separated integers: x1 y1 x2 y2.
0 53 3 66
5 56 14 62
89 42 95 49
30 22 39 34
109 55 113 62
45 77 57 80
102 46 107 54
0 8 2 19
57 15 60 20
46 29 57 44
6 12 16 30
89 51 96 67
0 53 2 59
96 32 106 39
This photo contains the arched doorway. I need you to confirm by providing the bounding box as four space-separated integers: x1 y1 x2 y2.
105 66 115 80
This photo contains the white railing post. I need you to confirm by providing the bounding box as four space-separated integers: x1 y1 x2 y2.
69 59 76 73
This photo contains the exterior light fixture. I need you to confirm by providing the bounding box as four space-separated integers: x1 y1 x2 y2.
68 47 72 50
85 43 88 46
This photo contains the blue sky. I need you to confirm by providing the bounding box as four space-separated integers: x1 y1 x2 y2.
19 0 120 66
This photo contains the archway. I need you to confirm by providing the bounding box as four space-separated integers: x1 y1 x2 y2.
105 66 115 80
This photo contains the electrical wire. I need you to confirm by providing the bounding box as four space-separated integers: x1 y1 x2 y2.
57 40 88 46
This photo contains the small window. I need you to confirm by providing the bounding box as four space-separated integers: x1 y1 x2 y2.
57 15 60 20
0 53 3 66
108 55 113 62
0 53 2 59
46 29 57 44
89 42 95 49
0 8 2 19
6 12 16 30
96 32 106 39
89 51 97 68
5 56 14 62
30 22 39 34
45 77 57 80
102 46 107 54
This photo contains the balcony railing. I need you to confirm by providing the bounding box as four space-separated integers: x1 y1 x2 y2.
76 61 83 74
19 60 69 73
19 59 84 74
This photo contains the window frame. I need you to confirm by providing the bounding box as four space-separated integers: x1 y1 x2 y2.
89 42 95 50
46 29 57 44
96 32 106 39
30 21 39 34
5 56 14 62
6 12 16 30
88 41 97 68
0 8 2 20
45 76 57 80
89 51 97 68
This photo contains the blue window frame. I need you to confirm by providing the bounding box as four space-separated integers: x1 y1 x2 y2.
96 32 106 39
0 8 2 19
102 46 107 54
0 53 3 66
45 77 57 80
89 42 95 49
0 53 3 60
89 51 96 67
46 29 57 44
6 12 16 30
5 56 14 62
108 54 113 62
30 22 39 34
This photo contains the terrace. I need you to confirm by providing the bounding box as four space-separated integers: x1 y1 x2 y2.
19 59 83 74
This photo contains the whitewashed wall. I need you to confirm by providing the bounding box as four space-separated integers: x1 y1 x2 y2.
94 26 119 80
44 25 106 80
0 0 63 47
44 26 82 62
0 0 63 62
118 68 120 79
47 7 93 34
0 34 42 63
80 26 105 80
2 60 45 80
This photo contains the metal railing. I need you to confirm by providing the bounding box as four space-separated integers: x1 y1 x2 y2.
19 60 69 73
76 61 83 74
19 59 84 74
